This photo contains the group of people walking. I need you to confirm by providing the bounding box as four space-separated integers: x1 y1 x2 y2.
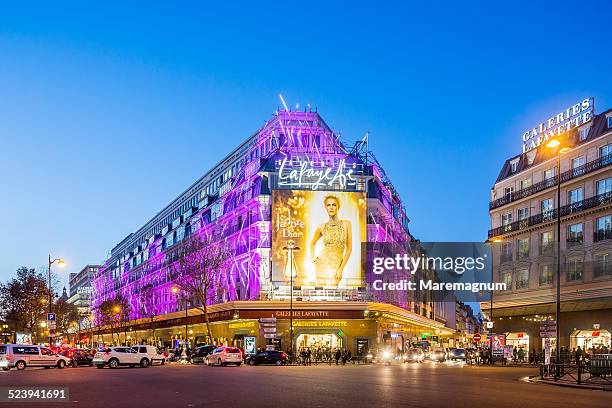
296 347 353 365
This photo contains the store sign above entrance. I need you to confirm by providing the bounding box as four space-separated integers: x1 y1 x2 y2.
276 156 363 190
521 97 594 153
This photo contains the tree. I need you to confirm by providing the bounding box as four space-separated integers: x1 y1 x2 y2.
171 234 229 342
54 299 79 343
96 294 131 345
138 282 161 344
0 267 49 341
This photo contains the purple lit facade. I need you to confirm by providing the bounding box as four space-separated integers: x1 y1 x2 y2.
92 109 452 346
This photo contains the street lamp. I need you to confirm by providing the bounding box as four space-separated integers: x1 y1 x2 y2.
282 241 300 357
48 255 65 345
545 138 571 366
172 286 189 348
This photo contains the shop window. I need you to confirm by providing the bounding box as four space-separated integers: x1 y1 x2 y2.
570 329 611 352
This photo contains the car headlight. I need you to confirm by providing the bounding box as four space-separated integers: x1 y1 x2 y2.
383 351 391 358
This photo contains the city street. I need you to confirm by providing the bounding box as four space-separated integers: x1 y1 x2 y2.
1 362 610 407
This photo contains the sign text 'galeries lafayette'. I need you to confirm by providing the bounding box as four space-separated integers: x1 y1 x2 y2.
521 97 594 153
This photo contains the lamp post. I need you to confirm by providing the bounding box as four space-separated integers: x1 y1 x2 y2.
172 286 189 348
487 238 502 364
282 242 300 357
47 255 65 345
545 139 570 366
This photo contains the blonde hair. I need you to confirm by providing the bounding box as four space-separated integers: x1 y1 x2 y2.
323 194 340 209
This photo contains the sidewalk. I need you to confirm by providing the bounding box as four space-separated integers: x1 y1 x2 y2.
532 376 612 391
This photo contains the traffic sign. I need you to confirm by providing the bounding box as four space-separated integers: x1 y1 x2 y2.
47 313 56 321
259 317 277 323
473 333 482 342
263 334 277 339
263 328 276 333
485 321 493 329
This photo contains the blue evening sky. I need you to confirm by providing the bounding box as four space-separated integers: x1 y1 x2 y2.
1 1 611 295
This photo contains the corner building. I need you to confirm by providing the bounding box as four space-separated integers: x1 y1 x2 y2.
92 109 455 354
485 105 612 356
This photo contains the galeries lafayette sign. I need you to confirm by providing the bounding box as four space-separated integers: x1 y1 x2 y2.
522 97 594 153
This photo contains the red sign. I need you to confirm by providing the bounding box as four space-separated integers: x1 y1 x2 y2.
592 331 600 337
473 333 482 342
518 333 524 338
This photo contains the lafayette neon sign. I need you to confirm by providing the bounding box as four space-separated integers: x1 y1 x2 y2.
522 97 594 153
277 157 358 190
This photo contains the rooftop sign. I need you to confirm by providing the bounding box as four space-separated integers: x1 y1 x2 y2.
522 97 594 153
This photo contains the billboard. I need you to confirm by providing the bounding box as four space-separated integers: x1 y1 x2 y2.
272 190 366 288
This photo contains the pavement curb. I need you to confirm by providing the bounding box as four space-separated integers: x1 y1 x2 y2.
529 376 611 391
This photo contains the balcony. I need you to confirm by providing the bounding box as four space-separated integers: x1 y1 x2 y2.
488 190 612 239
490 153 612 210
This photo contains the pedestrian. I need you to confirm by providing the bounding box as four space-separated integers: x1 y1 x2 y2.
512 347 518 363
306 348 312 366
347 349 352 364
574 346 582 366
335 348 341 365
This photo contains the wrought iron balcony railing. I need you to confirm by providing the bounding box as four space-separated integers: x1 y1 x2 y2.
490 153 612 210
488 190 612 239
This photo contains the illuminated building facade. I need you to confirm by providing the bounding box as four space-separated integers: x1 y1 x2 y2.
92 109 454 353
485 103 612 356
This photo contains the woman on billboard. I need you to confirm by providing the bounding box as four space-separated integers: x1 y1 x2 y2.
310 195 352 287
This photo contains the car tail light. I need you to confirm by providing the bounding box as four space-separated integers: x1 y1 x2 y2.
281 352 287 358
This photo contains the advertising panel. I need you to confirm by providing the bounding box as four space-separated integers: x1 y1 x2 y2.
272 190 366 288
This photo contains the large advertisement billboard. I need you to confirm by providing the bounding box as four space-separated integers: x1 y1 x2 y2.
272 190 366 288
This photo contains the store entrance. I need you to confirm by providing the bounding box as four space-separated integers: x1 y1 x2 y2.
505 332 529 361
570 330 611 352
296 333 342 352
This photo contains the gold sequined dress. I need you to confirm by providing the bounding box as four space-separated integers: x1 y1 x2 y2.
315 219 346 285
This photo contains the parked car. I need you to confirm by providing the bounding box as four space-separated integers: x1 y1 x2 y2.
59 349 94 367
428 347 446 362
132 345 166 366
190 345 216 364
245 350 288 366
206 346 242 366
93 346 150 368
403 348 425 363
449 348 467 361
0 344 71 371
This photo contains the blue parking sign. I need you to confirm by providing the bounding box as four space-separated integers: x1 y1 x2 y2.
47 313 56 321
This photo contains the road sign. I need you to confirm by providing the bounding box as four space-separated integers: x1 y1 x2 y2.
47 313 56 321
473 333 482 342
263 334 277 339
263 328 276 333
259 317 277 323
540 332 555 338
485 321 494 329
48 321 57 330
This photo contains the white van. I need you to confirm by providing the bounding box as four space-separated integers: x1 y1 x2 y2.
131 345 166 366
0 344 72 370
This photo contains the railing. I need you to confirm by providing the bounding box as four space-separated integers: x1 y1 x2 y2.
540 357 612 386
488 190 612 238
490 153 612 210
